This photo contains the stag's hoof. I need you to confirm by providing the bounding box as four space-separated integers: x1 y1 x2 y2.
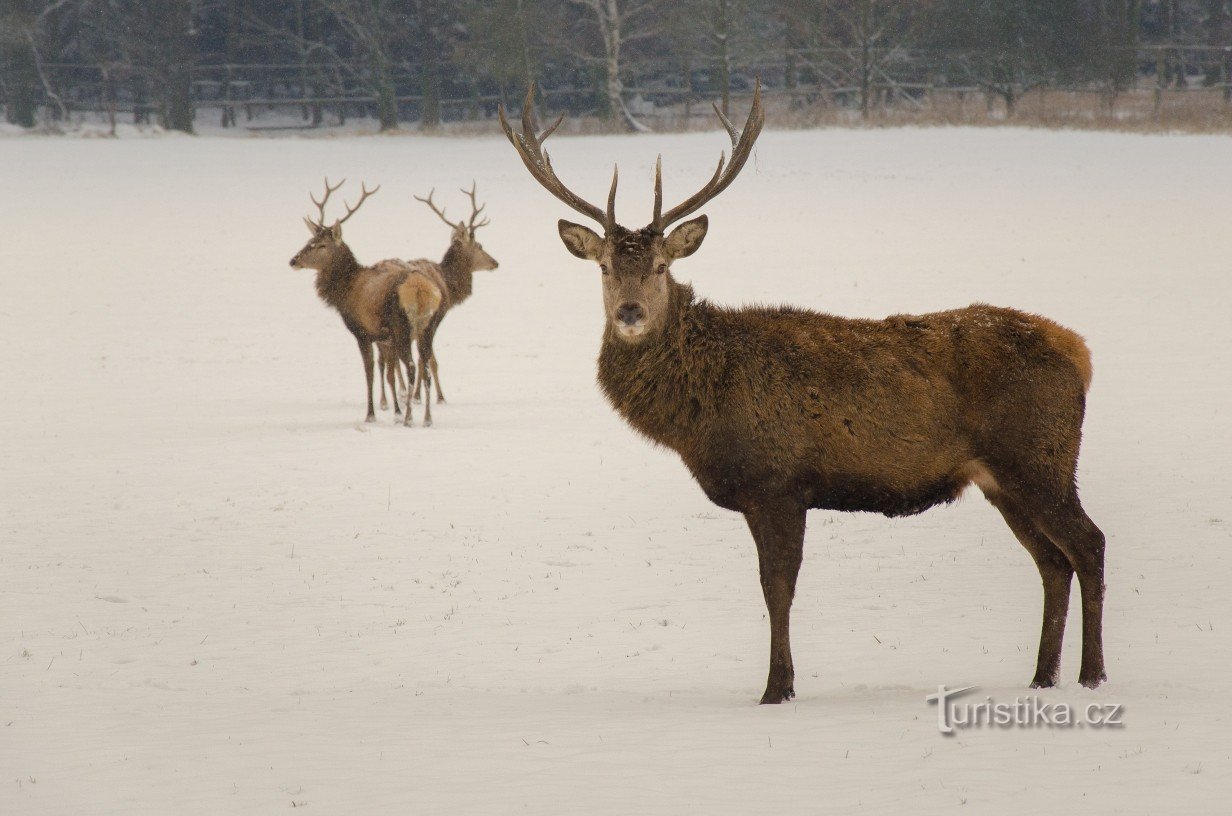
423 418 433 428
437 396 447 404
1079 671 1107 689
759 687 795 705
364 415 376 423
1029 673 1059 690
402 418 414 428
379 400 388 410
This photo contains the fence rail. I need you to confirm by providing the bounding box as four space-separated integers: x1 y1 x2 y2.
6 46 1232 131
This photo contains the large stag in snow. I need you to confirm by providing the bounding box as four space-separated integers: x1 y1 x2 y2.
500 83 1107 703
289 179 442 426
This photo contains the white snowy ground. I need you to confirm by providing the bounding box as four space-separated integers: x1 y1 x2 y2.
2 125 1230 815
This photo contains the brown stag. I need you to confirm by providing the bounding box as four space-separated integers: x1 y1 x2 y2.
289 178 442 426
411 184 500 404
500 83 1106 704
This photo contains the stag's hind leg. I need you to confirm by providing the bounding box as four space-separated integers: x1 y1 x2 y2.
401 350 416 427
987 465 1107 689
983 489 1074 688
744 502 807 704
418 350 434 427
1028 497 1107 688
430 353 445 403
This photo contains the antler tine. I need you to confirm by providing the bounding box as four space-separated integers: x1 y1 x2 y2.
655 78 764 231
414 188 460 230
460 181 489 231
498 83 611 228
336 181 380 226
309 176 346 226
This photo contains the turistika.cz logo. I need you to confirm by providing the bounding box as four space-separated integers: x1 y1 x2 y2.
926 685 1125 735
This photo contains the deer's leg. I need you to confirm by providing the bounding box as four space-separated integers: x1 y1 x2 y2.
744 502 807 704
1029 497 1107 689
419 348 434 427
984 490 1074 688
376 344 389 411
430 353 445 403
357 337 376 422
395 356 408 399
401 346 415 427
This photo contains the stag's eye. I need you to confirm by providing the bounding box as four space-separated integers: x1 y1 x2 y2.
656 263 667 275
600 263 610 275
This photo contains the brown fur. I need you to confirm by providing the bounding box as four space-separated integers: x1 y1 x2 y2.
596 258 1107 704
504 90 1107 704
412 224 499 404
290 230 441 426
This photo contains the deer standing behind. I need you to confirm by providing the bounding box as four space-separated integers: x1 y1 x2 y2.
288 178 442 426
409 184 500 404
501 84 1107 704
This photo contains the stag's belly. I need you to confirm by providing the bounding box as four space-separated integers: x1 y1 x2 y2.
684 394 972 517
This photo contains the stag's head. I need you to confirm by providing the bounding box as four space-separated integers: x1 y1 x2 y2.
499 82 763 343
290 178 380 271
414 182 499 273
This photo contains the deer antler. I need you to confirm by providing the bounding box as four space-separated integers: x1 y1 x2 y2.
336 182 380 226
308 178 379 228
309 176 346 227
461 181 491 231
414 189 460 231
498 84 617 230
653 79 764 232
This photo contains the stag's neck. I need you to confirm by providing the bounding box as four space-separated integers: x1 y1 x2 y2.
314 247 363 310
596 279 726 455
439 242 474 306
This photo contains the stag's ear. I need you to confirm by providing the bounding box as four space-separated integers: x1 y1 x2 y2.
663 215 708 261
329 221 343 241
558 219 604 260
304 217 319 236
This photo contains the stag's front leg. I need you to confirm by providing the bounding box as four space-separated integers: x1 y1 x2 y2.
357 337 376 422
744 502 807 704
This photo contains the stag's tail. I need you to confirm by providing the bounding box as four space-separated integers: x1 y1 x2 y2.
397 272 443 334
1038 317 1093 393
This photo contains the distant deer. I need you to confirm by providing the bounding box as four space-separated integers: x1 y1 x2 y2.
410 183 500 403
289 178 442 426
501 83 1106 704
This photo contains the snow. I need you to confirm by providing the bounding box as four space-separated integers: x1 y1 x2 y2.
3 126 1231 814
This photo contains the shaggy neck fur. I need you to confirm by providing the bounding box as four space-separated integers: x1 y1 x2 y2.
596 276 727 455
313 245 362 310
439 241 475 306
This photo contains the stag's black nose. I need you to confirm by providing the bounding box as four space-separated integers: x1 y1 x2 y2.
617 303 644 326
289 259 297 267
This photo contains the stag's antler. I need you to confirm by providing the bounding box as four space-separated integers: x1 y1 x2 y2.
414 189 457 230
308 177 379 228
653 79 763 231
336 182 380 226
498 84 617 230
309 177 346 227
460 181 491 231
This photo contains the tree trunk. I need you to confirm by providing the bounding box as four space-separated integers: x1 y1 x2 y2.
3 36 39 127
370 54 399 130
421 47 441 129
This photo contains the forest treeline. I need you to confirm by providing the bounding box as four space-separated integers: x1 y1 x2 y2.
2 1 1230 132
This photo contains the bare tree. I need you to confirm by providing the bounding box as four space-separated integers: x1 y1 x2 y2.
781 0 922 119
563 0 663 129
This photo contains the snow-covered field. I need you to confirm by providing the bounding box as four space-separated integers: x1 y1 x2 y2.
2 125 1230 814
